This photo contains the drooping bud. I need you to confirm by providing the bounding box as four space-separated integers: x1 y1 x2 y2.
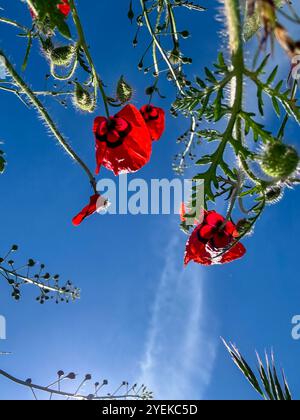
265 186 284 204
169 48 181 65
41 38 54 55
50 45 75 67
116 76 133 104
261 141 299 179
73 82 95 113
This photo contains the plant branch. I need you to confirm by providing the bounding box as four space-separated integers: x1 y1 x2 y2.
0 370 152 400
69 0 110 117
0 50 97 192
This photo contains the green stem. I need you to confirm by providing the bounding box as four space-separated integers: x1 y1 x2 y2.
140 0 184 94
69 0 110 117
166 1 182 72
222 0 244 218
152 5 163 76
0 50 97 192
0 17 29 32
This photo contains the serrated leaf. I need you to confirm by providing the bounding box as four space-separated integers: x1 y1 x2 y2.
272 96 281 116
196 155 212 165
267 66 278 85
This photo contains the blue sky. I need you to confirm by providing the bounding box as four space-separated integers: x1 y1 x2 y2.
0 0 300 400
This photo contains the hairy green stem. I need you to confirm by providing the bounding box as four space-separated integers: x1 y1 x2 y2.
0 50 97 192
69 0 110 117
0 17 29 32
222 0 245 218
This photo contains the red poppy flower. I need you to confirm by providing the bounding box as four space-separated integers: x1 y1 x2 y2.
140 105 165 141
184 211 246 266
30 0 70 19
93 104 152 176
72 194 108 226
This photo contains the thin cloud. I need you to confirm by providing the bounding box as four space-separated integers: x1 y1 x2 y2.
139 235 217 400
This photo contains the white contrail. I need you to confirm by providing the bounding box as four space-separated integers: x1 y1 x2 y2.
139 235 217 400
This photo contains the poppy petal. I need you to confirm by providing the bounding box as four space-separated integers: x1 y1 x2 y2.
220 243 246 264
95 141 107 175
184 226 212 266
140 105 165 141
212 232 232 249
101 105 152 176
224 220 239 237
184 210 246 266
93 117 107 136
199 224 216 241
72 194 100 226
205 211 224 227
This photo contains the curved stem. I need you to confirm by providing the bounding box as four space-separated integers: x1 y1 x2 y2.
140 0 184 94
69 0 110 117
0 370 147 400
0 50 97 192
50 57 78 81
166 1 182 72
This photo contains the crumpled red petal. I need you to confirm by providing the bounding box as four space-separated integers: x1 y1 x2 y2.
72 194 100 226
140 105 165 141
184 226 212 266
94 105 152 176
184 210 246 266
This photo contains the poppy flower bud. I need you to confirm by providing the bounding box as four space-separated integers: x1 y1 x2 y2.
73 83 95 113
140 105 165 141
265 186 284 204
180 31 190 39
261 142 299 179
169 49 181 65
50 45 75 67
116 76 133 104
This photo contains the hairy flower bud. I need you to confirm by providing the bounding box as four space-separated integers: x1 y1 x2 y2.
116 76 133 104
73 83 95 113
265 186 284 204
261 142 299 179
50 45 75 67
